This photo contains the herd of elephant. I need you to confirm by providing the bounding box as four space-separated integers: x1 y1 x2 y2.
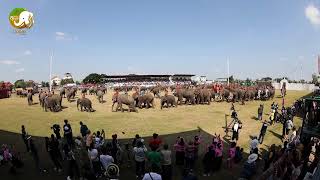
35 87 106 112
25 84 275 113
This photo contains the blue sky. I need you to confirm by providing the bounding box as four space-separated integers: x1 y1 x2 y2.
0 0 319 82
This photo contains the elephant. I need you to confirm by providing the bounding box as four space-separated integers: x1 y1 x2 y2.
112 94 137 112
137 93 155 109
194 89 211 105
27 92 33 105
89 87 97 95
220 89 231 101
77 98 94 112
174 89 196 105
60 88 66 98
96 90 104 103
44 94 62 112
66 88 77 102
13 11 34 29
151 87 161 98
39 92 46 107
160 95 177 109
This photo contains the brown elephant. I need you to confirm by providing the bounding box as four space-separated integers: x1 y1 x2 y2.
174 89 196 105
39 92 47 107
59 87 66 98
44 94 62 112
160 95 177 109
150 87 161 98
77 98 94 112
66 88 77 102
112 94 137 112
96 90 104 103
137 93 155 109
195 88 211 105
27 92 33 105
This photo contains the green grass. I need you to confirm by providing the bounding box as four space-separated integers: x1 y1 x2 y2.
0 90 308 153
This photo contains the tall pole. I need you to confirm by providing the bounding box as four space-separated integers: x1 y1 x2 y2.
49 51 53 92
227 59 230 86
300 61 303 81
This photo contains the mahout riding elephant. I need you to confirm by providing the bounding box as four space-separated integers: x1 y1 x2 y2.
77 98 94 112
137 93 154 109
112 94 137 112
44 94 62 112
174 89 196 105
160 95 177 109
27 92 33 105
96 90 104 103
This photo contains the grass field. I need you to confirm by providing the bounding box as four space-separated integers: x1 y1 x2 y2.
0 90 311 180
0 90 309 152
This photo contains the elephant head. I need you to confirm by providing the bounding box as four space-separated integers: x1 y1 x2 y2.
14 11 34 29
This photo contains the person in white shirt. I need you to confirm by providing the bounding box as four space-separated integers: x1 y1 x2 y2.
160 144 172 180
289 127 297 144
87 145 101 176
133 141 147 178
142 164 162 180
100 148 114 170
250 136 259 154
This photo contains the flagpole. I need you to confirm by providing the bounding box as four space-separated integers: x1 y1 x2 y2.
49 51 53 92
227 59 230 86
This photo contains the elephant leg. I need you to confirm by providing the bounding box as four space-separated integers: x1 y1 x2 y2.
119 104 124 112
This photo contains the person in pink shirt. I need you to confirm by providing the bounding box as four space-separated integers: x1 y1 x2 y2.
214 135 223 172
227 142 237 169
174 137 186 166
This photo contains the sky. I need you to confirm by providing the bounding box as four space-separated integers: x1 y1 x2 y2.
0 0 320 82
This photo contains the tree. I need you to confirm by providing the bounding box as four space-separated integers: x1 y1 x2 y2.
41 81 50 87
14 79 27 89
83 73 103 84
261 77 272 81
75 81 81 85
60 79 74 86
26 80 34 88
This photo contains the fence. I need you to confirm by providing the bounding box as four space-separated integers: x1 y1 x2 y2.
272 82 315 91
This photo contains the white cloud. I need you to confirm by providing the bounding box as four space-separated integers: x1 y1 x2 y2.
24 50 32 55
55 31 78 41
55 32 65 36
305 5 320 26
15 68 25 73
0 60 20 65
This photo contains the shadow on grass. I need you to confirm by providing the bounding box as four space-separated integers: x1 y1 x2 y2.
0 127 252 180
268 130 282 140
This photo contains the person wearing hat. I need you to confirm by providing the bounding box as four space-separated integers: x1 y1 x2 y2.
240 153 258 179
250 136 259 154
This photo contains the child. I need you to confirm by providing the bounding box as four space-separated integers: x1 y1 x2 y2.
227 142 236 168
